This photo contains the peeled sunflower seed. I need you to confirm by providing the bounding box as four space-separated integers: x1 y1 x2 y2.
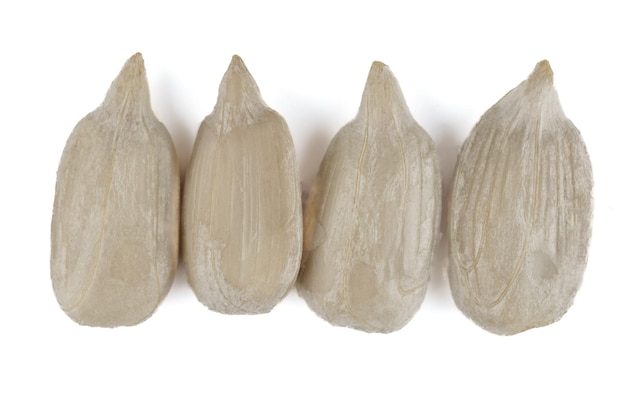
51 53 180 327
448 60 593 335
297 62 441 333
182 55 302 314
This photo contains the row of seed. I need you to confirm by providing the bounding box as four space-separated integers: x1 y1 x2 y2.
51 54 592 335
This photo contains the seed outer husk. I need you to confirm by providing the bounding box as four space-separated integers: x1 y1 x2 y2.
182 55 303 314
51 53 180 327
448 60 593 335
297 61 442 333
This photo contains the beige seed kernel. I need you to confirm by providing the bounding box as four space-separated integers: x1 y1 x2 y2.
182 55 302 314
50 53 180 327
297 62 442 333
448 61 593 335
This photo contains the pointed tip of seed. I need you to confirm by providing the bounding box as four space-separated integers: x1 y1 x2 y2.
128 52 145 69
222 54 255 85
528 59 554 88
359 61 409 118
370 60 389 73
364 61 399 93
103 52 149 109
365 61 394 86
117 52 147 84
216 54 265 111
229 54 246 70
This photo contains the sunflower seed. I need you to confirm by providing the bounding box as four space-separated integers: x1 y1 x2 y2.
51 53 180 327
182 55 302 314
448 60 593 335
297 62 441 333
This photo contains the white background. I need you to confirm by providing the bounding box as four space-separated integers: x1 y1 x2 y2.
1 1 624 415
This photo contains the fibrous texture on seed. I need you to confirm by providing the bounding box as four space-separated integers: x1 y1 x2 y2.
448 60 593 335
298 62 441 333
51 53 180 327
183 56 302 314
